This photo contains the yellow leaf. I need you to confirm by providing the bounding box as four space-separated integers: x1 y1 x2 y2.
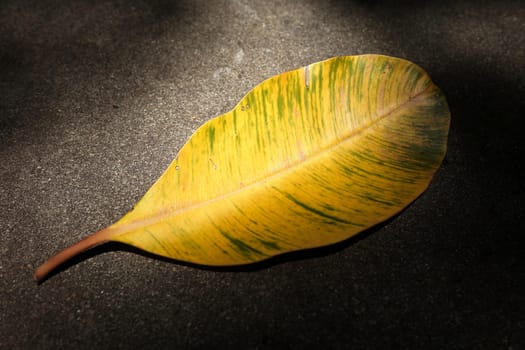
35 55 450 282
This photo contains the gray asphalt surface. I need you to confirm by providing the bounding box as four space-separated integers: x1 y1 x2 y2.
1 1 524 349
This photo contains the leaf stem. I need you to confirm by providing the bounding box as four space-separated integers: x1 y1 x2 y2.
34 227 114 283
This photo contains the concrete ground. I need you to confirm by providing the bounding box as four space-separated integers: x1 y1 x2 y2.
1 0 524 348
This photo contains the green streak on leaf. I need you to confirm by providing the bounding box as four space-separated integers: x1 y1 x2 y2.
221 231 263 257
208 125 216 153
273 187 362 226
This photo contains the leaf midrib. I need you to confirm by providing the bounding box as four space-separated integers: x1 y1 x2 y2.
110 81 434 238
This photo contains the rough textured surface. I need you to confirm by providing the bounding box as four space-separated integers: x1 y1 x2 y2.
1 1 524 349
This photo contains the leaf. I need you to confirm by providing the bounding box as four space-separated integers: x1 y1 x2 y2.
34 55 450 282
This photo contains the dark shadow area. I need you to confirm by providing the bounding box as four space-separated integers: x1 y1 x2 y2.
0 0 199 142
38 216 392 284
328 1 525 348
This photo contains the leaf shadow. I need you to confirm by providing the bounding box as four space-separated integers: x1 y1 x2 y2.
37 214 396 284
